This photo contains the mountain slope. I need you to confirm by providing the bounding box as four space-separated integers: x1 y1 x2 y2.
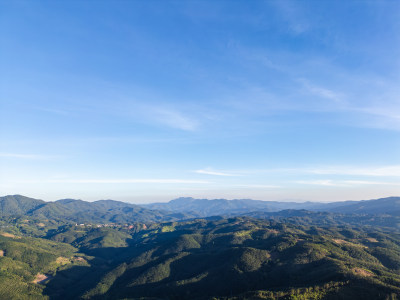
0 195 46 216
326 197 400 215
143 197 319 216
143 196 400 217
0 231 86 299
1 202 400 299
74 218 400 299
0 195 192 224
2 195 400 227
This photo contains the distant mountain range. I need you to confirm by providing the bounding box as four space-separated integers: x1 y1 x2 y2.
143 196 400 217
1 195 399 225
0 195 191 223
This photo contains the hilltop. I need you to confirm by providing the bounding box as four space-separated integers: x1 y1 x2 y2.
1 194 400 299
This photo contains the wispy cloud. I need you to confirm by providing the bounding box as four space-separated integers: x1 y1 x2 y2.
344 180 400 186
295 180 344 187
299 79 344 103
296 179 400 187
33 107 71 116
271 0 311 34
354 104 400 131
0 153 56 160
223 165 400 178
195 168 238 176
309 165 400 177
148 107 199 131
234 184 280 189
68 88 201 132
45 178 211 184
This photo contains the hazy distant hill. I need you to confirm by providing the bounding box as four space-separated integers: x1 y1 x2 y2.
143 197 320 216
2 195 400 227
326 197 400 215
242 209 400 229
0 195 192 223
143 196 400 218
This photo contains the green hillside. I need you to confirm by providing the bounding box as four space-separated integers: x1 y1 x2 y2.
0 195 193 224
0 231 88 300
40 218 400 299
0 195 46 216
1 195 400 299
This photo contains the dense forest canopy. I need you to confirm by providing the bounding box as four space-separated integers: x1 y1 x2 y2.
0 195 399 299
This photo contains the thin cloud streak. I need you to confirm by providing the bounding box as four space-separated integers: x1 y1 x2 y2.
213 165 400 177
148 107 199 131
234 184 281 189
295 180 344 187
309 165 400 177
10 179 211 184
195 168 238 176
344 180 400 186
296 180 400 187
298 79 344 103
271 0 311 34
47 179 211 184
0 153 58 160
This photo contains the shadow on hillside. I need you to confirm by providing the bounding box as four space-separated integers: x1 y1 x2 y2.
101 247 346 300
43 245 137 300
44 265 96 299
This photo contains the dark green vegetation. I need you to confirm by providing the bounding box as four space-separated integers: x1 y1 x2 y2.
1 195 400 299
1 218 400 299
0 231 87 299
0 195 191 224
81 219 400 300
3 195 400 228
242 210 400 229
145 196 400 217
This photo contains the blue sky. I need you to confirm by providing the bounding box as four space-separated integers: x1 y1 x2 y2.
1 1 400 202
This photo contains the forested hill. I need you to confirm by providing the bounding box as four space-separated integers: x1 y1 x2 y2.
1 217 399 299
327 197 400 215
0 195 191 223
1 195 400 299
143 196 400 217
77 218 400 300
2 195 400 226
143 197 311 216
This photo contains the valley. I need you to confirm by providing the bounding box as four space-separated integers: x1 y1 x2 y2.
0 195 399 299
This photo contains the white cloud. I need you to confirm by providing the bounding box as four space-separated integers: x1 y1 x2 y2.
296 179 400 187
149 107 199 131
354 105 400 131
47 179 210 184
195 165 400 178
295 180 344 187
234 184 280 189
0 153 54 159
309 165 400 177
11 178 211 184
34 107 71 116
344 180 400 186
195 168 238 176
271 1 311 34
299 79 344 102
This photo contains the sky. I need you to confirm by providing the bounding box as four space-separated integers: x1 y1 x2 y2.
1 1 400 203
